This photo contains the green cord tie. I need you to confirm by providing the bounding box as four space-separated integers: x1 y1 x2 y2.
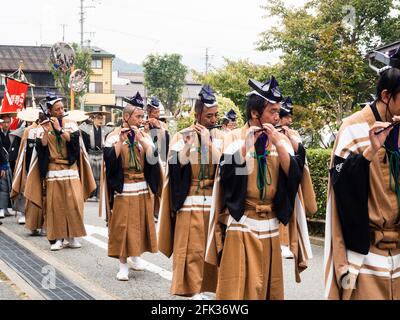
252 150 272 202
128 140 141 172
387 149 400 211
196 144 210 200
52 130 65 158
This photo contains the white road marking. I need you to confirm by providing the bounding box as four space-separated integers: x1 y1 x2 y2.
83 224 172 281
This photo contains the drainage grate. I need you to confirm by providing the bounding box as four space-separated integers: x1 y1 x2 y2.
0 231 94 300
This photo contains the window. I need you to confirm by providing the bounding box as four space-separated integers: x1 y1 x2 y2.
89 82 103 93
91 59 103 69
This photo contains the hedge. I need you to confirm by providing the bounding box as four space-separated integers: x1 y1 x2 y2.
306 148 332 220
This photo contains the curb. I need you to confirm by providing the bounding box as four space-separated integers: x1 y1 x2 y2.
0 226 117 300
0 259 44 300
309 236 324 247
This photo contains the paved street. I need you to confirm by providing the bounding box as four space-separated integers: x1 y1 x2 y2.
0 202 324 300
0 271 23 300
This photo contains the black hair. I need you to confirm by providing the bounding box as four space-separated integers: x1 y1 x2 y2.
222 118 229 125
245 94 268 122
376 67 400 103
194 99 204 116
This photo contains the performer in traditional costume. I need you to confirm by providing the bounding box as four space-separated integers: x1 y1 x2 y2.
80 111 113 200
0 123 9 225
143 96 169 221
102 92 160 281
277 97 317 259
324 64 400 300
24 94 96 251
206 76 311 300
144 96 169 164
221 108 237 132
0 111 19 219
158 85 224 300
11 107 44 233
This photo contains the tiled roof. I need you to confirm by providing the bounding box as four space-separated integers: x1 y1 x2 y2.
0 45 52 72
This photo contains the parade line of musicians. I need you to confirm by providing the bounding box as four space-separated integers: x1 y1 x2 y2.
1 70 400 301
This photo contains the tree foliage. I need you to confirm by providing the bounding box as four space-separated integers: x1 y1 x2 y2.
256 0 400 142
195 59 274 111
143 53 188 113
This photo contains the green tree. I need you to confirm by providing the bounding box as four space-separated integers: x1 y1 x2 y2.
255 0 400 145
50 43 92 110
143 53 188 113
195 59 276 113
216 95 244 128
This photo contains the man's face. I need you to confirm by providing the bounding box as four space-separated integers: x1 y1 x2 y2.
148 108 160 120
227 120 236 130
387 92 400 116
260 102 281 126
280 115 293 126
197 106 218 128
50 101 65 118
124 108 144 127
93 114 104 127
1 116 11 131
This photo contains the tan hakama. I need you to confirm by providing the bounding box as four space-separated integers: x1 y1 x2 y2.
104 130 158 258
158 127 224 296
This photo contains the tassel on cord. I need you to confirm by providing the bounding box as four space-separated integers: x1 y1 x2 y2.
388 150 400 210
385 125 400 211
254 133 272 202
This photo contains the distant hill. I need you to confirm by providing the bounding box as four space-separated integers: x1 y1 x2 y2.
113 57 143 73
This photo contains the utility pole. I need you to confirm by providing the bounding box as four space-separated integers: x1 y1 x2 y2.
79 0 98 48
61 24 67 42
205 48 209 75
80 0 84 47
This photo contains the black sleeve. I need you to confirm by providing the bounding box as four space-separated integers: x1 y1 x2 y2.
25 139 35 174
159 131 170 163
274 155 303 225
296 143 306 172
35 138 49 180
103 146 124 194
168 151 192 214
220 151 248 222
330 153 370 254
165 131 170 161
0 139 8 170
66 131 81 165
9 136 21 162
81 130 91 152
144 153 161 194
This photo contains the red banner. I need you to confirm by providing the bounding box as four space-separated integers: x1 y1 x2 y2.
1 78 28 129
